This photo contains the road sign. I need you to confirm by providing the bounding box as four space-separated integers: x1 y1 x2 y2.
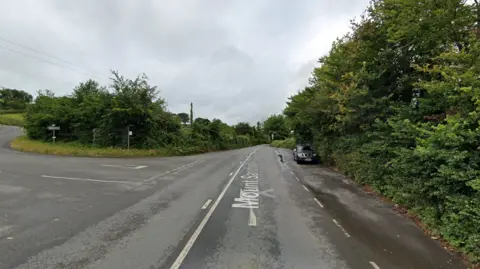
47 125 60 144
128 131 133 136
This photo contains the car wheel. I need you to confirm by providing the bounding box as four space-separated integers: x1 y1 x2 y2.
296 159 301 164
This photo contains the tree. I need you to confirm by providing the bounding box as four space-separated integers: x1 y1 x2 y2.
177 113 189 125
263 114 289 140
278 0 480 262
234 122 253 136
0 88 33 110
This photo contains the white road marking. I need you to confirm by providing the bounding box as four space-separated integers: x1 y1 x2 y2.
144 160 203 182
369 261 381 269
290 171 294 175
169 146 262 269
248 207 257 226
332 219 351 237
134 166 148 169
259 188 275 198
40 175 138 185
7 237 13 240
201 199 212 209
303 185 310 192
229 172 233 176
314 198 324 208
295 176 300 182
101 164 148 169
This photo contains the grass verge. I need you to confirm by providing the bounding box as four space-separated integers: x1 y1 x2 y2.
10 136 256 158
11 136 175 158
0 113 25 127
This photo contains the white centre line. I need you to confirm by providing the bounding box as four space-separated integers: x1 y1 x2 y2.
169 146 262 269
295 176 300 182
369 261 381 269
303 185 310 192
40 175 138 185
248 207 257 226
332 219 351 238
200 199 212 209
314 198 324 208
290 171 294 175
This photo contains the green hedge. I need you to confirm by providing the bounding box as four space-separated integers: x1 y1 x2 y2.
271 137 295 149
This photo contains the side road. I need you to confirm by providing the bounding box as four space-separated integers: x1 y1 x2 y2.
278 148 468 269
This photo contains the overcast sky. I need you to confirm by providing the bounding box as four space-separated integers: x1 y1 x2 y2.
0 0 369 124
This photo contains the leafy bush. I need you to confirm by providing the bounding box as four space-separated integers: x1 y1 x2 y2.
277 0 480 262
23 72 266 155
271 137 295 149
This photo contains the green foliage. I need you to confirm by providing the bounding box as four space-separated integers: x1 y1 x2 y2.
24 71 263 153
0 88 32 110
234 122 254 136
276 0 480 262
263 114 289 140
271 137 295 149
177 112 189 124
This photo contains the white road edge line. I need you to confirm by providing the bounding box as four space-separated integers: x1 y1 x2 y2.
369 261 381 269
40 175 138 185
332 219 351 238
200 199 212 209
303 185 310 192
169 146 262 269
314 198 324 208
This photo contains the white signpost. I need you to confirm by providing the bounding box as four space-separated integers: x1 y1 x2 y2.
127 126 133 150
47 124 60 144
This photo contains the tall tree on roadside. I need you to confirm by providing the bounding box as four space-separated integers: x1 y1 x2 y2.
234 122 253 136
190 102 194 126
263 114 289 140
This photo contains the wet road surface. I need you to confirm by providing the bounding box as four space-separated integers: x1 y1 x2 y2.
0 125 468 269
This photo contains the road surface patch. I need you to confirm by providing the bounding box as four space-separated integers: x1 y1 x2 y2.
169 146 261 269
144 160 203 182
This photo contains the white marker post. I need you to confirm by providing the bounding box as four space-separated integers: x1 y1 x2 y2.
47 124 60 144
127 126 133 150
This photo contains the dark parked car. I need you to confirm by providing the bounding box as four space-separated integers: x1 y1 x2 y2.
293 144 317 163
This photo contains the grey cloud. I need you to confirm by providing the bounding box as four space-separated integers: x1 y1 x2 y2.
0 0 370 124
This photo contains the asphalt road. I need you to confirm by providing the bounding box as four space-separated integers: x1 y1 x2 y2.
0 125 468 269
